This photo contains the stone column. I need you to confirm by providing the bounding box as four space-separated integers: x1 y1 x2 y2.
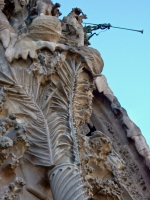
48 163 89 200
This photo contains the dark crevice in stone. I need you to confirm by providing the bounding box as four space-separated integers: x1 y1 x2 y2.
86 123 96 136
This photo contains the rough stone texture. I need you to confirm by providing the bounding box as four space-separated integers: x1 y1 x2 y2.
0 0 149 199
29 15 62 42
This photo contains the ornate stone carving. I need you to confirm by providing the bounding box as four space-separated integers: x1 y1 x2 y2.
60 8 86 47
0 135 13 165
48 164 89 200
0 0 17 49
78 46 104 75
35 0 61 17
77 130 126 199
92 111 150 199
5 37 68 63
0 114 29 166
13 0 29 12
95 75 150 170
0 87 7 112
121 115 150 169
0 177 25 200
0 1 149 200
29 15 62 42
28 50 66 84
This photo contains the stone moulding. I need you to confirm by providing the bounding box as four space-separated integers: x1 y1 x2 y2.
95 75 150 171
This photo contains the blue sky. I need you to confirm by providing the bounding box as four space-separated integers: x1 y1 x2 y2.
57 0 150 145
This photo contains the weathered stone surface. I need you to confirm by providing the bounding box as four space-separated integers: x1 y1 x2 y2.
0 1 149 200
59 8 86 47
90 90 150 199
29 15 62 42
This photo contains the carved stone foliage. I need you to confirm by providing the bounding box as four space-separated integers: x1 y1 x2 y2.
0 1 149 199
2 40 105 167
78 127 150 199
0 84 29 198
0 113 29 165
0 135 13 165
0 39 104 198
0 177 25 200
28 50 66 84
91 104 150 199
0 87 7 112
95 75 150 170
0 113 28 198
78 130 126 200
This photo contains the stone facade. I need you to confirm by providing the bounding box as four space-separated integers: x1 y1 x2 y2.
0 0 149 199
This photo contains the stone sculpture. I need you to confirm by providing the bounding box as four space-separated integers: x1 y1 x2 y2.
0 1 150 200
32 0 61 17
0 0 17 49
13 0 29 11
60 7 86 46
95 75 150 170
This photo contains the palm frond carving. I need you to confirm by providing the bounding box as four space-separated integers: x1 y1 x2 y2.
0 49 90 166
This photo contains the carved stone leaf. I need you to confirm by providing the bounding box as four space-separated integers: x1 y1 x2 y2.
0 64 53 166
0 53 85 166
